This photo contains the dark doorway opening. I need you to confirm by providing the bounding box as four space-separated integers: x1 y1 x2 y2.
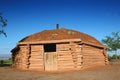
44 44 56 52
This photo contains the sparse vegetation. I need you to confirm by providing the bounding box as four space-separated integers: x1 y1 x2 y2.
0 58 12 67
102 32 120 59
108 54 120 61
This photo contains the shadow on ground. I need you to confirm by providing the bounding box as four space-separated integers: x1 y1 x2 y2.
0 64 11 67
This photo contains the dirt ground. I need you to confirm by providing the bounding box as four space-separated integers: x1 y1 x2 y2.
0 62 120 80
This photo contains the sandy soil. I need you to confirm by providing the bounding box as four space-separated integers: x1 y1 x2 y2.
0 62 120 80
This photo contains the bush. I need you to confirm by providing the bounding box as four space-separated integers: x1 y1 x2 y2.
0 59 12 64
108 54 120 61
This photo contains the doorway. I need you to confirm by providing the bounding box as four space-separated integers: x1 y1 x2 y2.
44 44 57 71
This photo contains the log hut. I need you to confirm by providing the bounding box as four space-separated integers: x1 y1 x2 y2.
11 25 108 71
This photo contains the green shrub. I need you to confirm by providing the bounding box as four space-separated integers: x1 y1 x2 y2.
108 54 120 61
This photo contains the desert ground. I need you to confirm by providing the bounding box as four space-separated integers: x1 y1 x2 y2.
0 62 120 80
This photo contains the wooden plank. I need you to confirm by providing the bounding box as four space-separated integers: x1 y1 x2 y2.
57 46 71 51
83 56 105 59
29 59 43 61
58 65 80 69
28 67 44 70
83 50 103 53
83 53 104 56
29 56 43 59
58 63 74 65
58 55 72 58
29 64 44 67
57 52 71 56
82 41 106 48
58 59 74 61
57 58 74 61
31 46 43 51
57 51 71 53
83 60 105 62
30 60 43 63
58 68 81 70
44 52 57 71
30 57 43 59
58 62 82 65
18 39 81 45
31 52 43 56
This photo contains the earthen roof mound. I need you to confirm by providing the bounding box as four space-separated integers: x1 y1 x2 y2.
19 28 102 45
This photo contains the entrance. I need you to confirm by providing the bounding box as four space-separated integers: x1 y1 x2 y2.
44 52 57 71
44 43 57 71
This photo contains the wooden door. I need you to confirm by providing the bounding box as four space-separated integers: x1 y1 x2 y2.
44 52 57 71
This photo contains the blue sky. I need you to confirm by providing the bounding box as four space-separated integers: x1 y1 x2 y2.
0 0 120 55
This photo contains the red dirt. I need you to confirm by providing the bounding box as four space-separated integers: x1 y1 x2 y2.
0 62 120 80
19 28 102 45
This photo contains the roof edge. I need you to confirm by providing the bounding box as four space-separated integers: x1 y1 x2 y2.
18 39 82 45
81 41 108 48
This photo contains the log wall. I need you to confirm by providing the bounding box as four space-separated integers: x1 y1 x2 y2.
82 44 106 67
57 43 82 70
28 45 44 70
12 42 107 71
12 45 28 69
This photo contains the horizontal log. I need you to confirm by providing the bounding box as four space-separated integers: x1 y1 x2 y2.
83 57 105 59
57 52 81 56
83 48 102 51
31 45 43 49
83 62 105 64
83 53 103 56
58 65 74 67
29 64 44 67
28 67 44 70
58 68 81 70
57 44 71 47
83 50 103 53
31 51 43 54
58 63 82 66
57 47 70 51
30 56 43 59
58 55 72 58
57 63 75 66
60 56 80 59
83 49 95 52
18 39 81 45
83 54 104 56
83 57 105 60
30 61 43 64
58 66 81 68
29 59 43 61
31 49 43 52
57 58 75 61
83 60 105 63
57 53 71 56
58 57 82 60
57 51 71 53
30 53 43 56
58 60 74 62
58 61 82 64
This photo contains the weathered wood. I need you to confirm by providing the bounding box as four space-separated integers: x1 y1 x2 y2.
58 63 81 67
18 39 81 45
29 64 44 67
28 67 44 70
81 41 107 48
31 45 43 51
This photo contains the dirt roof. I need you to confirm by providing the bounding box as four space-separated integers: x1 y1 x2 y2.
19 28 102 45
